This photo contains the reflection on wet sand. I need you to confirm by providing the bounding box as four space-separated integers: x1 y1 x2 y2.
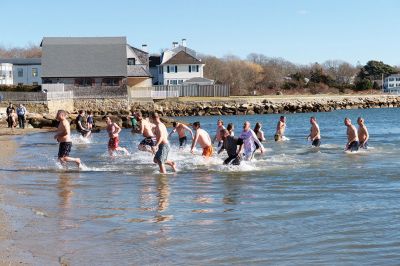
57 173 78 230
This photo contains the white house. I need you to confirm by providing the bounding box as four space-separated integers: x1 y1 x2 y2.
0 58 42 85
153 39 214 85
383 74 400 93
0 63 13 85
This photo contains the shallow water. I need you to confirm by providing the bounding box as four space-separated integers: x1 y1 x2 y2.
1 108 400 265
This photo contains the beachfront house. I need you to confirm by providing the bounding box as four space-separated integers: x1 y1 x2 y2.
151 39 214 86
41 37 151 87
383 74 400 94
0 58 42 86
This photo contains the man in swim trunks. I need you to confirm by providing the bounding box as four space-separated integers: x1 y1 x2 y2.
54 110 81 168
344 117 359 152
168 121 194 148
137 112 157 154
212 119 226 150
308 116 321 147
357 117 369 149
275 116 286 141
238 121 264 160
150 112 177 174
191 122 213 158
218 129 241 165
103 115 130 156
75 110 91 138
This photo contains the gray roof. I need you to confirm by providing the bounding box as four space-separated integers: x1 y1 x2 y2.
41 37 127 78
127 65 151 77
184 77 214 84
0 58 41 65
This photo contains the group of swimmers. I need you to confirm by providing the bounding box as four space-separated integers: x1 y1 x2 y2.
54 109 370 174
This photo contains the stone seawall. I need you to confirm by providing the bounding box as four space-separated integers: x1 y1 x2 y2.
131 95 400 117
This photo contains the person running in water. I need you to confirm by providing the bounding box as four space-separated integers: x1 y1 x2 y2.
227 123 235 136
137 112 157 154
253 122 266 151
75 110 91 138
274 116 286 141
168 122 194 148
344 117 359 152
103 115 130 156
54 110 81 168
212 119 226 150
238 121 264 160
308 116 321 147
218 129 241 165
191 122 213 158
357 117 369 149
150 113 177 174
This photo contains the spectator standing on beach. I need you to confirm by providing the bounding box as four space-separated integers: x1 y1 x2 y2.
6 103 15 128
16 104 27 129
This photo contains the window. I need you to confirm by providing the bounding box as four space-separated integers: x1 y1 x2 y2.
32 68 38 77
167 65 177 73
75 78 95 86
189 65 199 72
158 66 163 74
396 83 400 87
389 78 395 81
389 84 394 87
396 78 400 81
178 80 183 84
17 68 23 77
168 79 178 85
9 71 12 77
127 58 136 65
102 78 120 86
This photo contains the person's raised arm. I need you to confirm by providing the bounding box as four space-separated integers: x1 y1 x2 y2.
168 128 176 139
182 124 194 139
191 130 199 153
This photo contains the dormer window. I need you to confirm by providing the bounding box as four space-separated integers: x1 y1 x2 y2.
127 58 136 65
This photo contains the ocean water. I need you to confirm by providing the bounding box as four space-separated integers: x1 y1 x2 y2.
1 108 400 265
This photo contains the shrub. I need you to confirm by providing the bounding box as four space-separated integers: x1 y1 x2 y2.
0 85 42 92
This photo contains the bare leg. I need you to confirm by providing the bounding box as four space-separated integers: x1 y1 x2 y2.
60 156 81 168
165 160 177 172
153 157 166 174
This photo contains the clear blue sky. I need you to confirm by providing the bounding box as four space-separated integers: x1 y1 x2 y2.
2 0 400 66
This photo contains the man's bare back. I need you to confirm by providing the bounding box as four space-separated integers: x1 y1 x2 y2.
155 122 169 145
140 118 155 138
358 125 368 143
194 128 211 149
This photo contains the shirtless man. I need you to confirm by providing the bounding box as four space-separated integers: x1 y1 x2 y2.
308 116 321 147
168 122 194 148
212 119 226 149
137 112 157 153
54 110 81 168
238 121 264 160
357 117 369 149
191 122 213 158
344 117 359 152
103 115 130 156
275 116 286 141
150 113 177 174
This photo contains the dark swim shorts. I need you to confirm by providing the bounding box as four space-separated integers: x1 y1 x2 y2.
140 137 156 147
347 141 359 152
312 139 321 147
58 142 72 158
179 136 187 147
